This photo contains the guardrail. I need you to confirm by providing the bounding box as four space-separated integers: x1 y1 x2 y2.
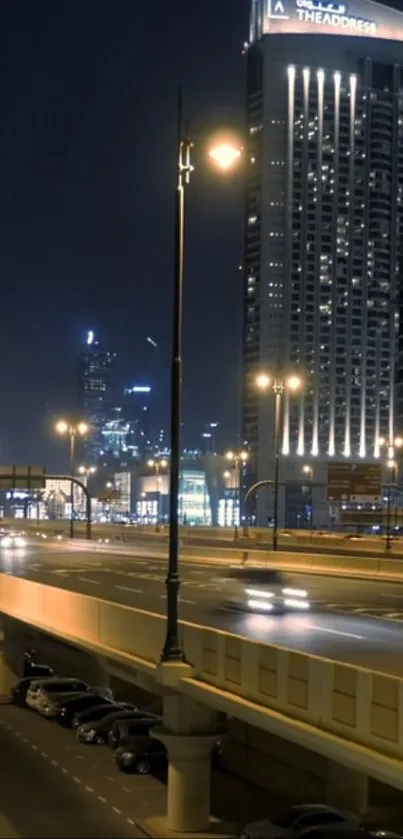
3 517 400 554
1 572 403 791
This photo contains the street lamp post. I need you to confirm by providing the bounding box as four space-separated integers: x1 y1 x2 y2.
225 451 248 539
148 458 168 533
55 420 89 539
161 88 242 663
380 436 403 551
256 373 303 551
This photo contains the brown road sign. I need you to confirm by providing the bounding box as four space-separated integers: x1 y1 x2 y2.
327 462 382 502
0 466 47 490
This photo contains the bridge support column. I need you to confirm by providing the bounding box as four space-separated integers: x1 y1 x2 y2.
326 760 368 815
147 693 228 835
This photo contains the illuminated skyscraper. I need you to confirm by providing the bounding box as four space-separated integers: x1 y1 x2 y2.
78 331 117 462
243 0 403 521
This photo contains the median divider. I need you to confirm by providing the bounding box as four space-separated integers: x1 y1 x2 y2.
2 571 403 791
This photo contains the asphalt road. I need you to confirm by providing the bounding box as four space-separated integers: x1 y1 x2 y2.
4 540 403 676
0 702 287 837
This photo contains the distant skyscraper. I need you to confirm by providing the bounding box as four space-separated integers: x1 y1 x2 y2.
124 386 153 456
243 0 403 522
78 331 117 462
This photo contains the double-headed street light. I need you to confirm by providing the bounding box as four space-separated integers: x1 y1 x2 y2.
225 450 248 539
256 373 303 550
78 465 96 481
162 87 243 662
148 458 169 533
55 420 89 539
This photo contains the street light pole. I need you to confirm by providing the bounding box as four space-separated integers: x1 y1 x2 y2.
161 88 190 663
69 431 75 540
272 384 283 552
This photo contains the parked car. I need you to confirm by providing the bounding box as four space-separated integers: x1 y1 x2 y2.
72 702 135 730
114 736 168 775
76 708 151 745
56 693 115 728
26 678 90 713
241 805 360 838
114 735 223 775
108 714 160 749
11 675 52 707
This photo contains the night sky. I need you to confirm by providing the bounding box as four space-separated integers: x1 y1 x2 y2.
0 0 247 471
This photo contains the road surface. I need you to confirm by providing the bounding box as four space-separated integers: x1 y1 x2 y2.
0 701 288 837
4 540 403 675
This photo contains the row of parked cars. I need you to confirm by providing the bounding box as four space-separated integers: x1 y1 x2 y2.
10 655 403 838
11 663 176 775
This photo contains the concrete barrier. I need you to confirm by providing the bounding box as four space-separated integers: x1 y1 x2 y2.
2 572 403 791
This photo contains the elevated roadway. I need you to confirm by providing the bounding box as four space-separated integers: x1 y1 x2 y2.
3 539 403 676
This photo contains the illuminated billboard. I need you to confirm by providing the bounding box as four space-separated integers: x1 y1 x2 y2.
250 0 403 42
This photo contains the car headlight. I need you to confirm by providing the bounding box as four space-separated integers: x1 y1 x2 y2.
247 599 274 611
284 598 310 610
122 752 133 761
282 588 308 598
1 537 12 547
15 537 25 548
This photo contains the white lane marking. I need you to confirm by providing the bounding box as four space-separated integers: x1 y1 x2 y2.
115 585 143 594
307 623 364 640
76 755 83 760
122 787 130 793
113 807 122 816
32 744 38 751
29 564 41 569
381 593 403 600
73 776 81 784
127 817 135 826
40 751 47 758
106 775 115 781
51 760 58 767
22 737 28 743
62 768 69 775
385 612 403 619
160 594 196 605
85 785 94 793
49 570 69 575
79 578 101 585
98 796 107 804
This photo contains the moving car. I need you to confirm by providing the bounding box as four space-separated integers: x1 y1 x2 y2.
1 531 26 548
114 735 167 774
241 805 360 838
72 702 135 730
26 677 90 713
55 692 115 727
221 567 310 614
108 714 160 749
77 708 153 745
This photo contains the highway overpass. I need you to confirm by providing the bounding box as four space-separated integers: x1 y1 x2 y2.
1 549 403 833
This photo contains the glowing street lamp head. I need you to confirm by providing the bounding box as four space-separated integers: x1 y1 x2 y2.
395 436 403 448
160 459 168 469
256 373 271 391
225 451 234 462
286 374 303 393
77 422 89 436
55 420 69 435
147 459 155 468
387 459 397 470
240 451 249 463
208 140 242 172
302 464 312 475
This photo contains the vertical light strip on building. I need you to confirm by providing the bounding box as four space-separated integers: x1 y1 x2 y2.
374 329 381 457
388 65 399 450
328 71 341 457
312 68 324 457
297 66 310 457
283 64 296 456
343 73 356 458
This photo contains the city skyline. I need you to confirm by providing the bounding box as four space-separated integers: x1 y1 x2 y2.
0 0 246 470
